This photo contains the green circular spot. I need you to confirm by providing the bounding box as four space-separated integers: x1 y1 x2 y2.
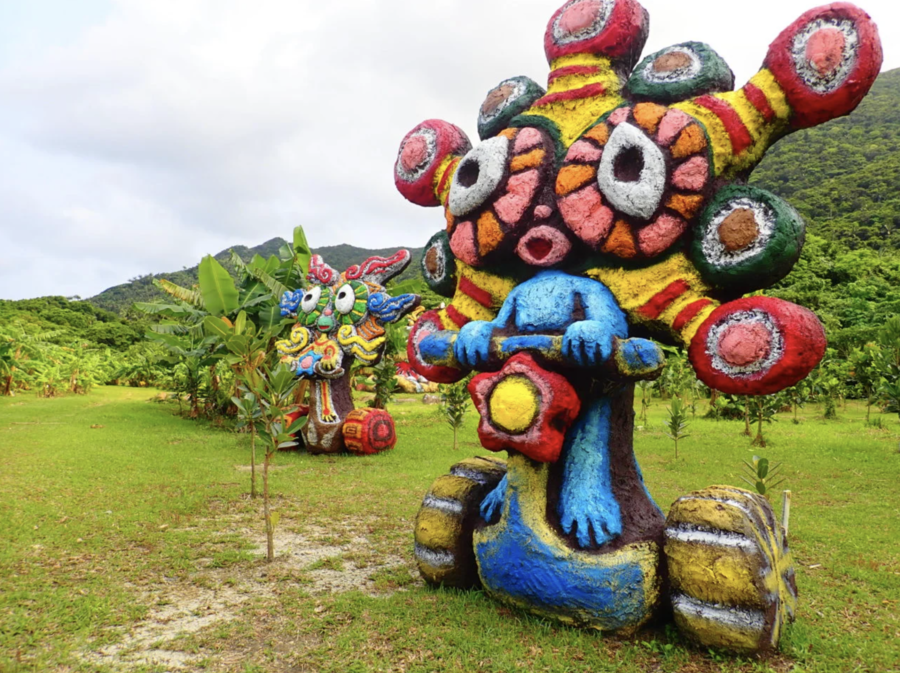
421 231 457 297
626 42 734 104
691 185 805 293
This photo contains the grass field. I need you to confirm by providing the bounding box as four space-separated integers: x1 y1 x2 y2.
1 387 898 673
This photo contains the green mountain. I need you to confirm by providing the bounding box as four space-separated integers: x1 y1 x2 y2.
751 68 900 250
88 240 424 315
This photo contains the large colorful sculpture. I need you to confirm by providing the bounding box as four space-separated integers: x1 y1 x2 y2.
276 252 420 455
396 0 881 654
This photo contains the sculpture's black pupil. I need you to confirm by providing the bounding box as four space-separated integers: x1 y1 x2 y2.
614 146 644 182
457 158 480 188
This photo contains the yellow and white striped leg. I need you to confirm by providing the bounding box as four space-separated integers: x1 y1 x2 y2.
665 485 797 655
414 456 507 589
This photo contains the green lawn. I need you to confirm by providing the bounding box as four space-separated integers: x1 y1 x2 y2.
1 387 898 672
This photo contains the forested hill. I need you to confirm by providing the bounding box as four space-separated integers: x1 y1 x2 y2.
88 241 423 315
751 68 900 250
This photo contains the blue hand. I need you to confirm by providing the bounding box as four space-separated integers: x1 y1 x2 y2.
557 396 623 548
559 485 622 548
480 474 507 523
454 321 495 369
561 320 615 367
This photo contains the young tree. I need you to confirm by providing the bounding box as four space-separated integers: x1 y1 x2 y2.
439 380 471 451
849 343 883 423
784 380 811 425
250 363 303 562
636 380 653 429
741 456 785 498
750 393 784 448
665 397 690 460
877 317 900 422
370 359 399 410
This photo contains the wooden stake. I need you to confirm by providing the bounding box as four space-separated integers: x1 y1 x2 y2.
781 490 792 536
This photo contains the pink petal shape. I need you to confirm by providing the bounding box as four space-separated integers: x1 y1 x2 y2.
557 0 603 37
657 109 692 146
608 107 632 126
514 127 544 153
638 214 687 257
400 135 428 173
566 139 603 163
558 185 614 248
718 322 773 367
672 156 709 191
450 221 480 266
806 27 847 76
494 169 540 226
534 204 554 220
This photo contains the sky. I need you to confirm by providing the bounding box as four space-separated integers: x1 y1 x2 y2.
0 0 897 301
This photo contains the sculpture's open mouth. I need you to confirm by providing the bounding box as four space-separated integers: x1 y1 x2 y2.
516 225 572 267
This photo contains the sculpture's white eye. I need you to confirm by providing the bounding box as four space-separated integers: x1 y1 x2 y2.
597 122 667 220
301 286 322 313
448 135 510 217
334 284 355 315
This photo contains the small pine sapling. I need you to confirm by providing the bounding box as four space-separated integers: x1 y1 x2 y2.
665 397 690 460
439 380 471 450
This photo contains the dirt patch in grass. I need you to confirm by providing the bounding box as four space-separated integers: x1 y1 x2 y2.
78 505 417 671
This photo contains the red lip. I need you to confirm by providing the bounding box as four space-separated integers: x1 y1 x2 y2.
526 236 554 261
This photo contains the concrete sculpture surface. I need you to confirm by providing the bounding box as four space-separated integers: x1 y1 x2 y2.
276 252 420 455
396 0 881 654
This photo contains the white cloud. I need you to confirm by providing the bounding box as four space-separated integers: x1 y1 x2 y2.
0 0 897 299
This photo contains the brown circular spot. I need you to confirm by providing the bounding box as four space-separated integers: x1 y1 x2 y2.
481 84 516 117
653 51 693 74
424 246 442 277
718 209 759 252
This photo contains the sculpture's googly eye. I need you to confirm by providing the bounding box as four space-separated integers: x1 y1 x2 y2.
765 4 881 129
596 122 666 221
396 128 437 183
448 136 510 218
334 284 356 315
395 120 472 207
706 310 783 377
477 77 545 141
301 286 322 314
551 0 614 46
421 231 457 297
643 47 702 83
690 297 826 396
790 19 859 94
626 42 734 104
692 186 805 293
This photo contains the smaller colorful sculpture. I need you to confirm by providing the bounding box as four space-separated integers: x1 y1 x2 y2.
276 252 420 455
395 361 439 394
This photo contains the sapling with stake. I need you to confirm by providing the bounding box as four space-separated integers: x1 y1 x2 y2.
741 455 785 497
665 397 690 460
